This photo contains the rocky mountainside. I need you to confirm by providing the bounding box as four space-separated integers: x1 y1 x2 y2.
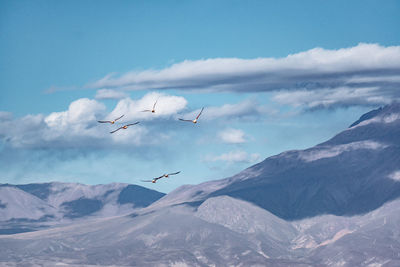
0 196 399 266
153 103 400 220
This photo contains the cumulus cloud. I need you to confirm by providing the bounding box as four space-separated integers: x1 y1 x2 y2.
218 128 246 144
204 150 261 163
89 43 400 108
0 98 107 149
45 98 106 128
0 111 12 121
0 94 186 150
388 170 400 182
95 89 128 100
108 92 187 121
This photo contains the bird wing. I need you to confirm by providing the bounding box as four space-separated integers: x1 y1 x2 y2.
110 127 123 134
179 118 193 122
114 115 124 121
141 180 154 183
141 110 151 112
196 107 204 119
155 175 164 179
98 120 111 123
153 100 158 110
168 171 181 176
126 122 140 127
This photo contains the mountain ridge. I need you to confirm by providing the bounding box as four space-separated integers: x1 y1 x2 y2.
151 103 400 220
0 182 165 234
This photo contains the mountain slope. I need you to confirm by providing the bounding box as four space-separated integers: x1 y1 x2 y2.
0 182 165 233
0 187 57 222
1 196 399 266
153 103 400 220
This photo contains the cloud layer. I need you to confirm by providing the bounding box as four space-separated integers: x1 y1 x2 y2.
218 128 246 144
388 170 400 182
90 43 400 108
0 93 188 150
204 150 261 164
95 89 128 100
108 92 187 121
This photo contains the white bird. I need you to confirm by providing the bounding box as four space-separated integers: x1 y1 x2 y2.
141 100 158 113
179 107 204 124
141 171 181 183
98 115 124 124
110 122 140 134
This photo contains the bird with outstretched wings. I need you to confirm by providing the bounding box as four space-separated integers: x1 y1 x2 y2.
179 107 204 124
141 171 181 183
141 100 158 113
98 115 124 124
110 122 140 134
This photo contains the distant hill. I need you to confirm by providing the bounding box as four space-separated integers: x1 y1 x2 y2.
0 182 165 233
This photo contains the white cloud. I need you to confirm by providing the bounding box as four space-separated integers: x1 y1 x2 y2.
218 128 246 144
43 98 107 141
1 114 46 148
95 89 128 100
45 98 106 128
88 43 400 108
110 125 149 146
388 170 400 182
0 111 12 121
109 92 187 121
299 140 388 162
202 99 265 120
205 150 261 163
180 99 272 122
272 86 392 109
0 95 186 149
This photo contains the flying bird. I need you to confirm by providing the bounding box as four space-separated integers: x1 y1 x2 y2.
179 107 204 124
98 115 124 124
141 171 181 183
141 100 158 113
110 122 140 134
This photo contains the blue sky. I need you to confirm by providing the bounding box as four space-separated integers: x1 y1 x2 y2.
1 0 400 192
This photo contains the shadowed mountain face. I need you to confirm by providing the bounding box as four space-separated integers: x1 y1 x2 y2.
156 103 400 220
349 106 383 128
210 146 400 220
118 185 165 207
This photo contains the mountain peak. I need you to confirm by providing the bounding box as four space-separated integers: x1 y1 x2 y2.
349 102 400 128
349 107 383 128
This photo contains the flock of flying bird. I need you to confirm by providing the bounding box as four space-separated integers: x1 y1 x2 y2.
97 100 204 184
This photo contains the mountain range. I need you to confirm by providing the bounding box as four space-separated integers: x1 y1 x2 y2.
0 182 165 234
1 103 400 266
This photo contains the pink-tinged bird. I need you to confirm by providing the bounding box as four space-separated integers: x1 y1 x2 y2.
141 100 158 113
141 171 181 183
179 107 204 124
110 122 140 134
98 115 124 124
